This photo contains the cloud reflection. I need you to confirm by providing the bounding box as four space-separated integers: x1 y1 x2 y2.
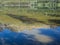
0 27 60 45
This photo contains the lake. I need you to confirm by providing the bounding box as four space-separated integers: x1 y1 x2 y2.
0 26 60 45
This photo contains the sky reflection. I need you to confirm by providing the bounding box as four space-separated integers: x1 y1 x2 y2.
0 27 60 45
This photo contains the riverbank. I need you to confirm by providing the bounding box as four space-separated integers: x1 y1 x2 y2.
0 23 56 32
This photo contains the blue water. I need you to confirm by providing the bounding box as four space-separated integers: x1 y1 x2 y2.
0 27 60 45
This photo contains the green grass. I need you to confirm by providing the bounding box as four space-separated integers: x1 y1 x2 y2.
0 0 60 26
0 7 60 26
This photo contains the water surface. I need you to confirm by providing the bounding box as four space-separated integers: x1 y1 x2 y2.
0 27 60 45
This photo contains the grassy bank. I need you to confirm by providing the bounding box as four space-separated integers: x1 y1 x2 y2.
0 0 60 26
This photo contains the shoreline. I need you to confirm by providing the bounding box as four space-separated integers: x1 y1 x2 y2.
0 23 57 32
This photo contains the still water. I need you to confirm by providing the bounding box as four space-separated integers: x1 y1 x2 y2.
0 26 60 45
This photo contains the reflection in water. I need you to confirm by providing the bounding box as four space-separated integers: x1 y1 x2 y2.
0 27 60 45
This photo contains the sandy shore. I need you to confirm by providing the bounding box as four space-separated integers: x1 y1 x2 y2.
7 24 50 32
0 23 55 32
